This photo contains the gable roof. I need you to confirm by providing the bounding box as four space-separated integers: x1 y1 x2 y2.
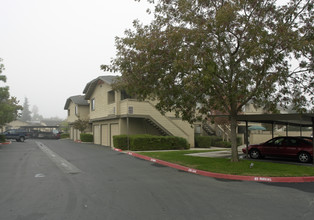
64 95 89 110
83 75 118 100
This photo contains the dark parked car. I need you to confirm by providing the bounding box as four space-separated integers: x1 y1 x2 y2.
1 129 30 142
242 136 313 163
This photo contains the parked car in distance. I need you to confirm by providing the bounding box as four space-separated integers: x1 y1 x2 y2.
242 136 313 163
1 129 30 142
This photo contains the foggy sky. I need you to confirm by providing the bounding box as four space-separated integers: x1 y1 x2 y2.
0 0 152 119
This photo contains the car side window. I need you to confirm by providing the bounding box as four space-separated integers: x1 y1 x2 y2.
285 138 298 146
273 138 285 145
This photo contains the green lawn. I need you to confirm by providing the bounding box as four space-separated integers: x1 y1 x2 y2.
138 150 314 177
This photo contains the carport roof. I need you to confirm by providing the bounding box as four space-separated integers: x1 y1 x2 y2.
235 113 314 127
210 113 314 127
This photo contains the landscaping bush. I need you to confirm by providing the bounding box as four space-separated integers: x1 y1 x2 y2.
195 136 223 148
195 136 212 148
215 141 232 148
60 133 70 139
113 135 129 150
113 134 189 151
0 134 5 143
196 135 241 148
80 133 93 142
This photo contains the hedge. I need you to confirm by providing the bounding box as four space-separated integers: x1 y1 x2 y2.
215 141 232 148
195 135 242 148
0 134 5 143
195 136 222 148
80 133 93 142
113 134 189 151
60 133 70 139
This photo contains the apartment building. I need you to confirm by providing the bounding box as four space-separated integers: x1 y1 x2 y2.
64 95 90 141
65 75 195 147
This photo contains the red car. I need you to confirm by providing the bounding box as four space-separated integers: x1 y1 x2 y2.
242 136 313 163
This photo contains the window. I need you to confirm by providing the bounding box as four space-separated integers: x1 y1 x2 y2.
108 90 115 104
75 105 78 116
68 109 70 116
121 90 132 100
128 106 133 114
91 98 95 111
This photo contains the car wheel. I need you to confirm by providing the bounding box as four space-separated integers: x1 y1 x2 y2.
298 152 311 163
19 137 25 142
249 149 261 159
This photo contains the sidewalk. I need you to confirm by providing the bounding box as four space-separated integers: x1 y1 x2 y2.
187 145 246 158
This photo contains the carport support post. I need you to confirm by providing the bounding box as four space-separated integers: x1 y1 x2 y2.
312 117 314 165
245 121 249 158
127 116 130 151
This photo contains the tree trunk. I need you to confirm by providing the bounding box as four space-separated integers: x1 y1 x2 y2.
230 114 239 162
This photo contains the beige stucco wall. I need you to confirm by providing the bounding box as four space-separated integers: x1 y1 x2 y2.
119 118 164 136
170 118 195 148
89 82 117 120
4 120 29 130
78 105 90 120
67 102 79 123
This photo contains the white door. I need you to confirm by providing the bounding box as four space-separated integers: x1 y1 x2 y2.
101 124 109 146
93 125 101 145
110 124 119 147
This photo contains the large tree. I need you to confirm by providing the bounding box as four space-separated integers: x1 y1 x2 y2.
103 0 313 162
0 58 22 126
20 97 32 122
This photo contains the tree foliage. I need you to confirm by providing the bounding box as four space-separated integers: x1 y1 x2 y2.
0 58 23 126
20 97 32 122
72 119 90 133
103 0 313 162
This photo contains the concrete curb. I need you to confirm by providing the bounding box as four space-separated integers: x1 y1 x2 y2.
113 148 314 183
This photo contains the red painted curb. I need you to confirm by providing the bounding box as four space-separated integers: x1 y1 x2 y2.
113 148 314 183
0 141 11 145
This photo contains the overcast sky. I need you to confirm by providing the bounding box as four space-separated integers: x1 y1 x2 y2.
0 0 153 119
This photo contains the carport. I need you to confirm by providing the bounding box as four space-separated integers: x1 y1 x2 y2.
235 113 314 164
20 125 60 139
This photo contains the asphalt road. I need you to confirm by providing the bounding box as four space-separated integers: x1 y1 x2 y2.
1 139 314 220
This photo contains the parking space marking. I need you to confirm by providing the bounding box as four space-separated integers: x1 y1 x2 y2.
36 141 81 174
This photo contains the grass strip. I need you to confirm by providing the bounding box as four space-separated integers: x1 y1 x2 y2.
138 150 314 177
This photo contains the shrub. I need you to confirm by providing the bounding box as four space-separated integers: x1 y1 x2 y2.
236 136 242 145
80 133 93 142
195 136 222 148
60 133 70 139
196 135 241 148
113 134 189 151
195 136 212 148
113 135 129 150
215 141 232 148
0 134 5 143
